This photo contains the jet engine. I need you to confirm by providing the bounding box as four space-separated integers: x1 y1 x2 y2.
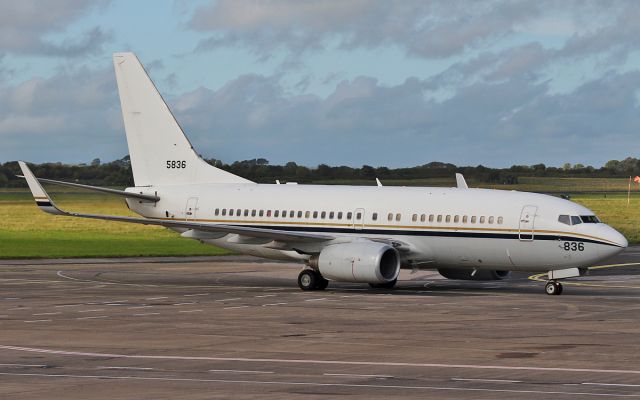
311 242 400 284
438 268 510 281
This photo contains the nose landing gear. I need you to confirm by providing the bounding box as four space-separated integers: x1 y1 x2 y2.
545 280 563 295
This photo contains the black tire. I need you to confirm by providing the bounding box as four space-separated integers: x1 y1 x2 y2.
545 281 562 295
298 269 318 291
316 276 329 290
369 279 397 289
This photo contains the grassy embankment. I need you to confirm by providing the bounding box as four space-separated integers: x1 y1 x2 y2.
1 177 639 259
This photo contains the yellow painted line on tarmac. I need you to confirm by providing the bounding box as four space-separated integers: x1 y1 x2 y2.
528 262 640 289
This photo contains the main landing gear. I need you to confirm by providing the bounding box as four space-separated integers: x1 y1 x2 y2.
298 269 329 291
545 280 563 296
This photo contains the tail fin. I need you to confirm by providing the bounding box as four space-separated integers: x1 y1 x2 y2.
113 52 253 186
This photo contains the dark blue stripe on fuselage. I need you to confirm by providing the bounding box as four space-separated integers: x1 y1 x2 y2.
36 201 53 207
234 224 621 247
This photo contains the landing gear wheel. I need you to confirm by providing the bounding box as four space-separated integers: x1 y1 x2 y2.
298 269 318 291
369 279 398 289
316 277 329 290
545 281 563 295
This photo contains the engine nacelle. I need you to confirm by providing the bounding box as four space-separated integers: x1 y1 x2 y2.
438 268 510 281
314 242 400 284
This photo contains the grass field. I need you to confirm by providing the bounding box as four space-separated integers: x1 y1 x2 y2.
1 185 639 259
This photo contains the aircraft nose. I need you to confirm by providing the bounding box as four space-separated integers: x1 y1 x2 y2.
603 225 627 252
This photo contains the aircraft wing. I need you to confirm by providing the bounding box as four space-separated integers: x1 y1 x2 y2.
18 161 333 244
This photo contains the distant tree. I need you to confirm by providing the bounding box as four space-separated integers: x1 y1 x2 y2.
91 158 101 166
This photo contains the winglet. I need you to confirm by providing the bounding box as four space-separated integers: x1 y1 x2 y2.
18 161 65 215
455 173 469 189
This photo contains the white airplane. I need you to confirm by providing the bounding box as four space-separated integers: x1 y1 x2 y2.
19 52 628 295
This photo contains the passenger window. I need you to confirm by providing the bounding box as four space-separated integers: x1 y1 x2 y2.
445 215 451 223
305 211 310 218
215 208 220 216
328 212 334 219
297 211 302 218
480 216 485 223
396 213 401 222
266 210 271 217
356 212 362 220
471 216 476 223
488 216 494 224
313 211 318 218
347 212 353 219
454 215 459 223
429 214 434 222
236 209 241 216
244 209 249 217
437 215 442 223
338 212 343 219
463 215 468 223
229 209 234 216
420 214 426 222
274 210 280 217
412 214 417 222
252 210 256 217
259 210 264 217
222 209 227 216
289 211 295 218
388 213 393 222
571 216 582 225
321 211 326 219
372 213 377 221
282 210 286 217
497 216 503 224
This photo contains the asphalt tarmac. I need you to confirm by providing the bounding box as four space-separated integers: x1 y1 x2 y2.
1 248 640 399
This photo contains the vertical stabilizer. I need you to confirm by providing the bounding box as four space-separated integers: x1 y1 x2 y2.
113 52 253 186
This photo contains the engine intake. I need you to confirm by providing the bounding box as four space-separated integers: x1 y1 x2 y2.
438 268 510 281
314 242 400 284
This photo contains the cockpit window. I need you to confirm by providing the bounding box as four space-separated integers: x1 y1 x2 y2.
580 215 600 223
558 215 570 225
570 216 582 225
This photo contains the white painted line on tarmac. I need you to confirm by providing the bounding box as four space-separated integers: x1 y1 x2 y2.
262 303 287 307
215 298 241 302
23 320 51 323
209 369 275 374
324 373 393 378
54 304 83 308
223 306 249 310
97 366 154 371
452 378 522 384
127 306 152 310
0 363 47 367
4 344 640 376
583 383 640 388
8 307 30 311
0 372 637 397
32 312 61 316
184 293 209 297
133 313 160 316
2 298 20 300
305 298 327 302
78 309 105 313
76 316 108 320
172 302 196 306
255 294 277 298
178 310 203 313
145 297 167 301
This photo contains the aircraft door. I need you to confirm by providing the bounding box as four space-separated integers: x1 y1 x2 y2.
518 205 537 241
185 197 198 221
352 208 365 230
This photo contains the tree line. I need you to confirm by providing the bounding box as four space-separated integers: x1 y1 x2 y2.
1 156 639 188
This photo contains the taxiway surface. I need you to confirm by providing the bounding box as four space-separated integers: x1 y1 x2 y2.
1 248 640 399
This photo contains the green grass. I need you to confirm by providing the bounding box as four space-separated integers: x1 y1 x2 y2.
0 190 230 259
1 181 639 259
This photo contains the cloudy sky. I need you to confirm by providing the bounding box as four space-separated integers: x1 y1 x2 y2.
1 0 639 168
